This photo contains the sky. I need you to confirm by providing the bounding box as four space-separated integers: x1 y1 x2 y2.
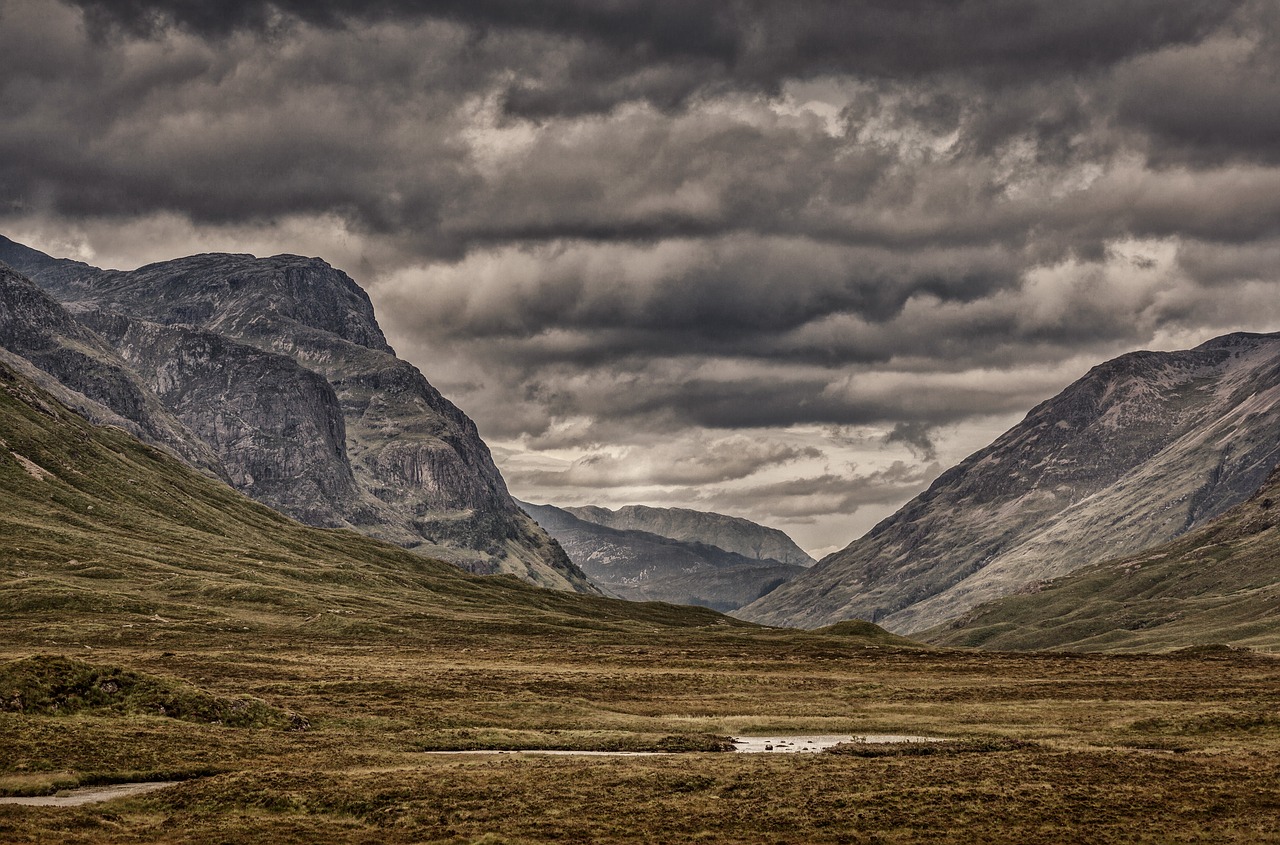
4 0 1280 556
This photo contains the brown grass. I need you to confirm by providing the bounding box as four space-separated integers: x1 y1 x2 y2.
1 634 1278 843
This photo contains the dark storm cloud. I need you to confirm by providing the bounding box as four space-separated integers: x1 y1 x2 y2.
6 0 1280 541
1110 26 1280 166
0 6 497 244
66 0 1243 83
379 239 1024 349
8 0 1276 265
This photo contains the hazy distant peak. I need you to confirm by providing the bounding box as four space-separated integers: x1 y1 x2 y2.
562 503 814 567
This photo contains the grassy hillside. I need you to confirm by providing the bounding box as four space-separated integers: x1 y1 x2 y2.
927 469 1280 652
0 360 748 646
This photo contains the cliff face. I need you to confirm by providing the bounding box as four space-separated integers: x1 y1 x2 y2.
520 501 805 612
1 238 591 592
563 504 815 567
76 310 361 528
739 332 1280 632
0 264 223 476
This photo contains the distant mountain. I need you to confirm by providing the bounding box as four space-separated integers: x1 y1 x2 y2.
563 504 815 567
739 332 1280 633
519 501 806 611
0 236 591 592
928 466 1280 652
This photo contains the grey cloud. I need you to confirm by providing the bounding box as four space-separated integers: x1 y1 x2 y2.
505 437 824 489
1176 237 1280 287
431 349 1080 444
378 238 1025 354
1109 17 1280 165
7 0 1275 273
699 461 943 521
7 0 1280 548
66 0 1242 83
885 422 937 460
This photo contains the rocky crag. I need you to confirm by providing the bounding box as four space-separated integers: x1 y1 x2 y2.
519 501 806 611
0 236 591 592
739 332 1280 632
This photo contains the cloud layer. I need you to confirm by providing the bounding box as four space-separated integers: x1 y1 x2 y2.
4 0 1280 551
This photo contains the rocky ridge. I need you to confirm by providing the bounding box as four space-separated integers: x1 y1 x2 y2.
519 501 806 611
0 236 591 592
563 504 815 567
738 332 1280 632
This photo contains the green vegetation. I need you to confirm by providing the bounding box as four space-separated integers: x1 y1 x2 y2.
816 618 922 647
3 362 1280 841
0 655 302 729
927 476 1280 652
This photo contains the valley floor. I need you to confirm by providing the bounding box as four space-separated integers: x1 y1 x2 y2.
2 626 1279 844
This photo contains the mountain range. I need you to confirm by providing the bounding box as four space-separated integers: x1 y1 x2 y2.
518 501 808 611
561 504 815 567
0 356 746 640
739 332 1280 634
5 233 1280 651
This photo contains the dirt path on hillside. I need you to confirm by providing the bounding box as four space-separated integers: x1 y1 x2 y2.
0 781 179 807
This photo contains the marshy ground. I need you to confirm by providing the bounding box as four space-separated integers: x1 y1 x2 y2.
1 624 1278 844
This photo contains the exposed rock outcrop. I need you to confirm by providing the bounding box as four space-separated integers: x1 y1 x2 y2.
0 264 223 476
929 465 1280 652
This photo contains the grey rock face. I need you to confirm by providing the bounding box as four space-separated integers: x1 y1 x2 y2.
739 332 1280 633
520 501 805 611
78 310 361 528
2 238 591 592
0 264 223 476
565 504 815 567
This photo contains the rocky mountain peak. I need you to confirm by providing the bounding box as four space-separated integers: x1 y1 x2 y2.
30 252 394 356
2 237 593 593
563 503 815 567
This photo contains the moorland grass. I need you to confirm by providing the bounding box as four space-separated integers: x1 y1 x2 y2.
3 363 1280 841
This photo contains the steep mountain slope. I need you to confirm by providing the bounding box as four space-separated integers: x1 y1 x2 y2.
564 504 815 567
928 467 1280 652
0 359 730 642
0 237 590 592
740 332 1280 632
519 501 806 611
0 264 222 475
